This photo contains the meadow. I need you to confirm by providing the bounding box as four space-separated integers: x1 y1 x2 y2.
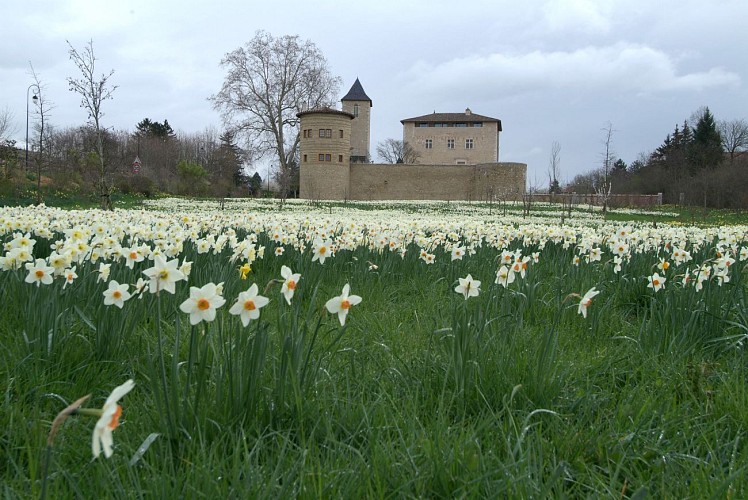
1 198 747 498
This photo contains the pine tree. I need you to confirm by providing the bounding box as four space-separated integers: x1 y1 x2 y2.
689 107 723 171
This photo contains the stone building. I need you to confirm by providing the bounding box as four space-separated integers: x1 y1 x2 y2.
298 80 526 201
401 110 501 165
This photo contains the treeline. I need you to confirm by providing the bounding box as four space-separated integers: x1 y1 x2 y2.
1 118 265 200
567 108 748 208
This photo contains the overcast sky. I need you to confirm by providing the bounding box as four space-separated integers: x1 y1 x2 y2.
2 0 746 186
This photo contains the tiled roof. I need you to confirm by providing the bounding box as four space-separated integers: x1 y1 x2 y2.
401 110 501 129
341 78 372 105
296 107 354 119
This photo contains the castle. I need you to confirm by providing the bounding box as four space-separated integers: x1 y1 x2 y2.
298 79 527 201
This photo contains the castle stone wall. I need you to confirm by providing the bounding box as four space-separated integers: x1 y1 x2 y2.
347 162 526 201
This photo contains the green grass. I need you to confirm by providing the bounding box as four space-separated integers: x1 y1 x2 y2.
1 206 748 498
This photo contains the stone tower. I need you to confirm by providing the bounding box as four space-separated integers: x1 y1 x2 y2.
297 108 355 200
341 78 372 163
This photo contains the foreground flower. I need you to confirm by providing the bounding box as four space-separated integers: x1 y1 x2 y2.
455 274 481 300
103 280 132 309
229 283 269 326
647 272 666 292
280 265 301 305
179 282 226 325
143 255 185 294
24 258 55 287
325 283 362 326
578 287 600 318
92 379 135 459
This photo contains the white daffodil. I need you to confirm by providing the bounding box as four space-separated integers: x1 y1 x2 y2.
229 283 269 326
103 280 132 309
455 274 481 300
24 258 55 287
179 282 226 325
578 287 600 319
325 283 362 326
92 379 135 459
280 265 301 305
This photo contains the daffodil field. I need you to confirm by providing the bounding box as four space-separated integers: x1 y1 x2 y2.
2 198 748 497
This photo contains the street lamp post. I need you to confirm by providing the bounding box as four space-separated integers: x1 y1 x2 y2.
25 84 40 173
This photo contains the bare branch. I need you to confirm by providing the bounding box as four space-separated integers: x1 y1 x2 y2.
210 30 341 198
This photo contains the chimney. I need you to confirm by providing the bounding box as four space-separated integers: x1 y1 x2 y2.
465 108 472 115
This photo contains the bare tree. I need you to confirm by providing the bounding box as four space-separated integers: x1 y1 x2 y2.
547 140 561 194
211 30 341 199
67 39 117 209
0 106 16 141
718 119 748 163
29 64 53 204
376 138 420 164
0 107 19 179
596 122 615 214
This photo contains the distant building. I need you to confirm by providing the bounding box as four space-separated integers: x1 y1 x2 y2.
401 109 501 165
298 79 526 201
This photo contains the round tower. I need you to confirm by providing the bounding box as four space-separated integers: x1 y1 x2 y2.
341 78 372 163
297 108 354 200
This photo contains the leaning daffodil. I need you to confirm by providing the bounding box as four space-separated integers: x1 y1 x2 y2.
91 379 135 459
578 287 600 319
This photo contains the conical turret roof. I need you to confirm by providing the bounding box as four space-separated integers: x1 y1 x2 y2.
341 78 372 106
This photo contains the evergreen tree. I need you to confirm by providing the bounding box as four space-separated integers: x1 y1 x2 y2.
248 172 263 196
689 107 723 171
135 118 175 139
214 130 246 189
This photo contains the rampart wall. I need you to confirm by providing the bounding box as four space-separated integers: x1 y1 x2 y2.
345 162 526 201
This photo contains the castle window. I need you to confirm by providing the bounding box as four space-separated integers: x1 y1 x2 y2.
455 123 467 128
417 123 428 128
319 154 325 161
303 154 307 162
472 122 483 127
447 139 454 149
319 129 332 138
354 104 359 117
339 130 344 138
325 154 331 161
338 154 343 162
465 139 474 149
425 139 433 149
